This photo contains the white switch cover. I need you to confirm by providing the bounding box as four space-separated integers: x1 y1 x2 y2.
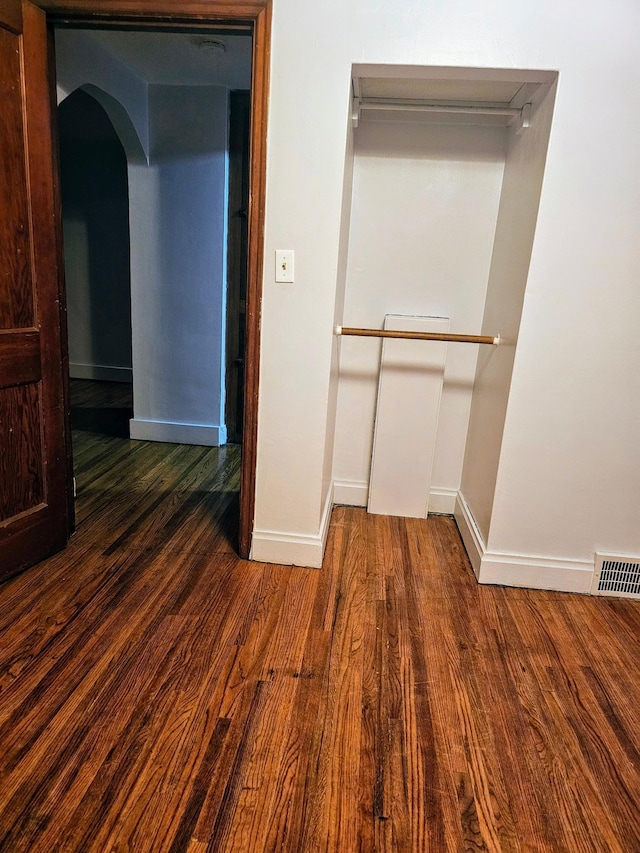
275 249 294 283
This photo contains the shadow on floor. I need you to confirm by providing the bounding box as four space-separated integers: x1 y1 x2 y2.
71 406 133 438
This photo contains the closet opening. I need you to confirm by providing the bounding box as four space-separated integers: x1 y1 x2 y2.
332 64 558 575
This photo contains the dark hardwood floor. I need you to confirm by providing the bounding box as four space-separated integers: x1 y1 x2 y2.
0 381 637 851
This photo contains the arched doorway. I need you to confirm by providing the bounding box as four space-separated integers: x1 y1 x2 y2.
58 88 133 438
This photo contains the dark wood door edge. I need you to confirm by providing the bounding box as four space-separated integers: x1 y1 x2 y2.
38 0 270 560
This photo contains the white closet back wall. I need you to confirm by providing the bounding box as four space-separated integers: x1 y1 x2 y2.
333 119 507 511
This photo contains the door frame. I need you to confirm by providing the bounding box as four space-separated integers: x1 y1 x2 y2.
225 89 251 446
38 0 271 560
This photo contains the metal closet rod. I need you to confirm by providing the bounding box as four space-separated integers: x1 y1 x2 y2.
335 326 501 346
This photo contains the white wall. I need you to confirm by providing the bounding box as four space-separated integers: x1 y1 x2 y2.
332 120 506 513
461 84 557 545
250 3 357 565
253 0 640 589
129 85 229 446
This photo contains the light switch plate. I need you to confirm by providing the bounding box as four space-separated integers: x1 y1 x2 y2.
275 249 294 283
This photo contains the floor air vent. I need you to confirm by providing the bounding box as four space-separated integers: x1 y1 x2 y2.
591 553 640 598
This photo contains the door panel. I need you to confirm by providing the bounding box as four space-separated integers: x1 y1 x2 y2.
0 27 34 330
0 384 44 518
0 0 72 582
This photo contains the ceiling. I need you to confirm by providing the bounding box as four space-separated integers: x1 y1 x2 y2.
83 29 252 89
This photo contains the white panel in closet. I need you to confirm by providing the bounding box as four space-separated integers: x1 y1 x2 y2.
368 314 448 518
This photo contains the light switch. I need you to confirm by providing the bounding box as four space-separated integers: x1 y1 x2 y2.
275 249 294 283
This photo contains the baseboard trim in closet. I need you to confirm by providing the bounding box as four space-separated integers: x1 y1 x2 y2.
428 488 458 515
333 482 457 514
333 479 368 507
454 492 484 578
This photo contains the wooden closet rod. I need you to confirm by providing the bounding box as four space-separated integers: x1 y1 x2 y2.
335 326 500 346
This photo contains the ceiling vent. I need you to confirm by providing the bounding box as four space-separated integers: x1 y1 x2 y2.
191 37 227 55
591 553 640 599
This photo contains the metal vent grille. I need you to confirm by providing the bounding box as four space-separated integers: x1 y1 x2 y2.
591 553 640 598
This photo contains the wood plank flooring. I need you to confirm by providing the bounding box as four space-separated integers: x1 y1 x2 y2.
0 381 638 851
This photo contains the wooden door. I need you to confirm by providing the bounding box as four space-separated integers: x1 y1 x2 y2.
0 0 72 582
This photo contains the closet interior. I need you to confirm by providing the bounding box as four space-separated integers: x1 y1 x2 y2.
332 64 558 564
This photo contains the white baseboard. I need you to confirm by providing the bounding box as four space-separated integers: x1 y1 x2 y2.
428 487 458 515
333 480 456 514
333 478 368 507
319 481 335 556
479 552 593 593
70 363 133 383
454 492 484 578
129 418 226 447
250 483 334 569
249 483 594 591
455 491 593 593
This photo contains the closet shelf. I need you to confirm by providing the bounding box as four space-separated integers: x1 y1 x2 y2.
349 68 555 133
